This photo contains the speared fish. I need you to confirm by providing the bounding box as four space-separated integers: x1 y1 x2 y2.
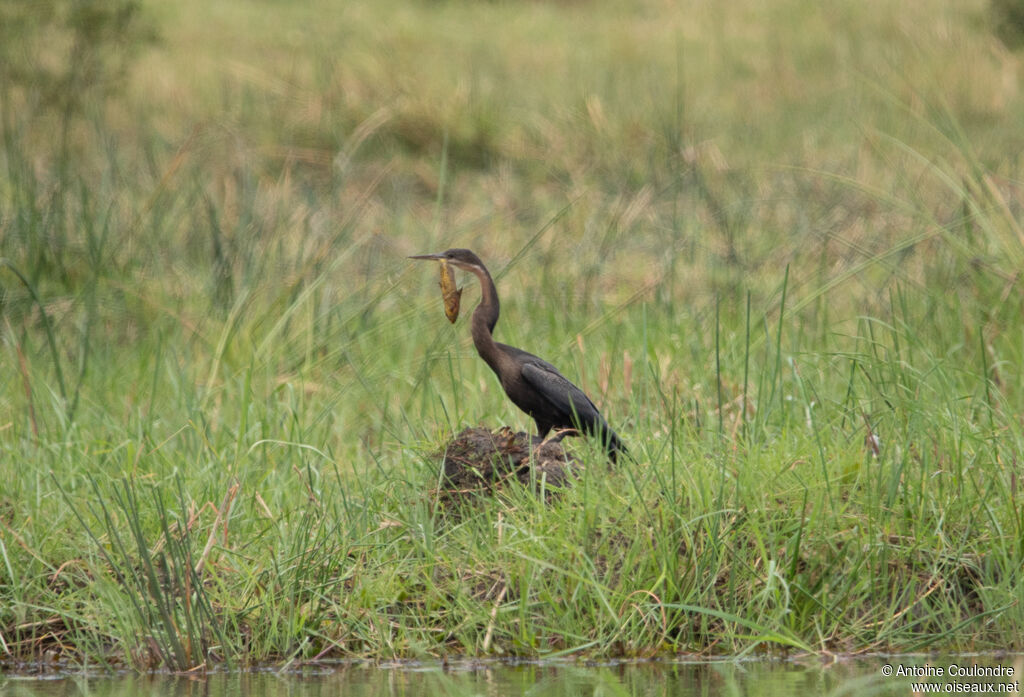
438 259 462 323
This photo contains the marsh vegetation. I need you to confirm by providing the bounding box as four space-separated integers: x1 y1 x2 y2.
1 0 1022 671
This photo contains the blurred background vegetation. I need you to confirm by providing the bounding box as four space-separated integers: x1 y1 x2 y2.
2 0 1022 436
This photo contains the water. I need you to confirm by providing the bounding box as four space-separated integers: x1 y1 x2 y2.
3 655 1021 696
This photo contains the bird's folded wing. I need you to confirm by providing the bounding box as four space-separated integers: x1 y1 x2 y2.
520 361 601 422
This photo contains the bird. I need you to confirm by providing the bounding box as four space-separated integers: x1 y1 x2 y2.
410 248 626 462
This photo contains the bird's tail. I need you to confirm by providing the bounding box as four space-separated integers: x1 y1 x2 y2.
597 425 627 464
577 417 628 463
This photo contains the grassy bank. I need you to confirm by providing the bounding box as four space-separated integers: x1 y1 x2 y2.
1 0 1023 670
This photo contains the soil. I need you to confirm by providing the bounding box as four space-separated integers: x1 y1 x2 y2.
435 426 580 501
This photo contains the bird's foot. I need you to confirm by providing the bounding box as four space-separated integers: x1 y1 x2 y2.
543 428 579 445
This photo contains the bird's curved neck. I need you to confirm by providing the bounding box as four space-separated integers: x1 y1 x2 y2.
468 264 502 370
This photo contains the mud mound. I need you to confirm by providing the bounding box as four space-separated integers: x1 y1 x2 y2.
436 426 580 499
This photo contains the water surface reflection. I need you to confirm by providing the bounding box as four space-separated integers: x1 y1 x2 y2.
3 655 1021 697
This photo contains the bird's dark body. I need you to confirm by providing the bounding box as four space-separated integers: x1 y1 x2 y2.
411 248 625 461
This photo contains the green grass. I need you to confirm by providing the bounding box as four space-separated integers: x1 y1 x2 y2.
1 0 1023 671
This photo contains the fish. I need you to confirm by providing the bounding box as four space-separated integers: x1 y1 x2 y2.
438 259 462 323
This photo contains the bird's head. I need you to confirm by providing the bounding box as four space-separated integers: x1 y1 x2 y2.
408 248 486 273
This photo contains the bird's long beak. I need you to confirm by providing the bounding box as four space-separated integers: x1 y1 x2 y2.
409 253 445 262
